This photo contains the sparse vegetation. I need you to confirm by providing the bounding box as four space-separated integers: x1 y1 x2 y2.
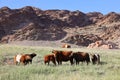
0 44 120 80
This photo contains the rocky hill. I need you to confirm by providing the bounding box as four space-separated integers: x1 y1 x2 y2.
0 6 120 48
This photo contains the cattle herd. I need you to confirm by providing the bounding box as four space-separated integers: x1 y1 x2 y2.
14 49 100 66
44 50 100 66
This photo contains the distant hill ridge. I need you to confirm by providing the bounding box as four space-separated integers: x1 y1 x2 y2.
0 6 120 47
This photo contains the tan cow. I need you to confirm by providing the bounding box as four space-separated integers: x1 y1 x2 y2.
62 44 71 48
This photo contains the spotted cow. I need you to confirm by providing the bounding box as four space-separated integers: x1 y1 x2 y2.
14 53 37 65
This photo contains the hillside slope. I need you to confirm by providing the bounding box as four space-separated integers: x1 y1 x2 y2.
0 6 120 48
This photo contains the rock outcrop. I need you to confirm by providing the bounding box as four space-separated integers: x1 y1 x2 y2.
0 6 120 48
62 34 102 46
87 40 117 49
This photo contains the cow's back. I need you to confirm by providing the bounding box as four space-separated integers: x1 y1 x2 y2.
53 50 72 61
44 54 55 61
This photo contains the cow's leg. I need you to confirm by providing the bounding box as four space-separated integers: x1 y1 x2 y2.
29 60 32 64
70 58 74 65
24 62 27 65
57 60 59 65
75 59 77 65
52 60 56 65
81 61 84 65
21 61 25 65
86 61 89 65
59 61 62 65
92 60 95 65
44 61 47 65
15 61 18 65
76 61 79 65
76 62 77 65
48 61 49 65
75 60 77 65
57 60 61 65
97 58 100 65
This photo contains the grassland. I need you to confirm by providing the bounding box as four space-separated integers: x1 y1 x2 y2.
0 44 120 80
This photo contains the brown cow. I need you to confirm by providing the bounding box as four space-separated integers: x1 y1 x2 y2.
52 50 73 65
89 53 100 64
14 53 37 65
44 54 56 65
62 44 71 48
70 52 90 65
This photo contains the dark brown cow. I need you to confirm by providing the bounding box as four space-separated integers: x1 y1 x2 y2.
44 54 56 65
90 54 100 64
52 50 73 65
70 52 90 65
14 53 37 65
62 44 71 48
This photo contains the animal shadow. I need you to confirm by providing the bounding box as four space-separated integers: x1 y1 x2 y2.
99 61 107 65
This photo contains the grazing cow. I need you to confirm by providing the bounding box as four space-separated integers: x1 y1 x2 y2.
62 44 71 48
101 44 113 49
95 40 103 47
70 52 90 65
52 50 73 65
14 53 37 65
44 54 56 65
89 54 100 64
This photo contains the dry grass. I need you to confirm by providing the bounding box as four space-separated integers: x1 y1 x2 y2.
0 44 120 80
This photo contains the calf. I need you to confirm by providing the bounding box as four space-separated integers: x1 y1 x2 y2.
44 54 56 65
14 53 37 65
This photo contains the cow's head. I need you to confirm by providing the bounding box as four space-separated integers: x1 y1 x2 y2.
30 53 37 58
